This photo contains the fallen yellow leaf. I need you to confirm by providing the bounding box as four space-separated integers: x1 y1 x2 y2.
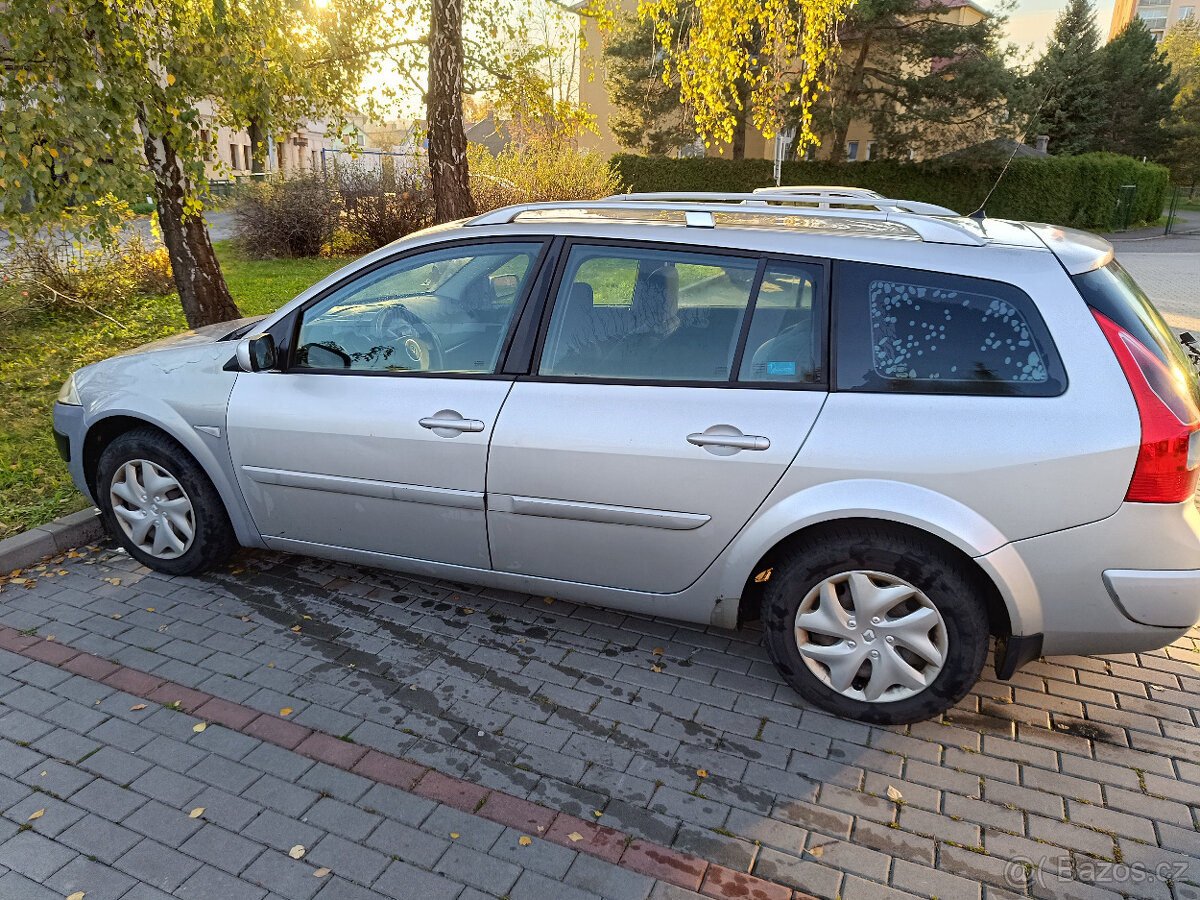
449 833 460 839
651 664 663 673
67 893 85 900
104 577 121 585
189 807 205 818
280 708 293 717
130 704 147 711
291 625 302 632
567 832 583 842
696 769 708 778
27 809 44 821
593 810 602 818
313 867 331 878
652 648 664 656
193 723 207 733
46 635 55 642
543 597 554 604
146 607 155 612
807 846 824 858
886 786 903 803
111 614 122 620
302 615 311 620
289 845 306 859
518 836 532 846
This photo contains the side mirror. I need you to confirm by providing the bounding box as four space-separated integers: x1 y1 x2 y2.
235 333 277 372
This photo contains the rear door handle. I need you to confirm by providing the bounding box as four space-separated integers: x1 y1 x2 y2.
419 409 486 437
687 425 770 455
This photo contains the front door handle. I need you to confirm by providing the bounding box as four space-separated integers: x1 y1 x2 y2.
419 409 486 437
687 425 770 455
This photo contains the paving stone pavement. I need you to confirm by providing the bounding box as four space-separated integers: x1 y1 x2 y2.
1 541 1198 900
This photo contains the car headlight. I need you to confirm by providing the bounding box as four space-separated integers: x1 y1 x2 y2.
57 374 81 406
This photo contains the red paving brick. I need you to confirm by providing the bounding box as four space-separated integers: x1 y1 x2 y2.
621 839 708 891
0 627 813 900
544 814 627 864
477 792 558 833
244 714 313 750
701 865 794 900
101 667 165 697
146 681 212 713
22 639 80 665
0 627 41 652
351 749 425 790
62 652 120 681
294 731 368 768
193 696 260 730
412 768 490 812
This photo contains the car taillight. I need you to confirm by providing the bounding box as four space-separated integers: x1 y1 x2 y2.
1093 309 1200 503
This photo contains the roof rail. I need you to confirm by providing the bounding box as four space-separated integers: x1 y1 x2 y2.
620 189 960 217
752 185 885 198
464 195 986 246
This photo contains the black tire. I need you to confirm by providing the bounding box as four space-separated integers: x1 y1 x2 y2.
761 525 989 725
95 427 237 575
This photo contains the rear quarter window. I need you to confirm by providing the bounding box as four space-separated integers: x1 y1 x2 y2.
834 261 1067 397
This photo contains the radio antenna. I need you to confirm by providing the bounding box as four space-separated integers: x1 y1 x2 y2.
968 86 1055 220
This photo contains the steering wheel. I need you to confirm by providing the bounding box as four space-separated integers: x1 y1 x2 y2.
372 304 443 371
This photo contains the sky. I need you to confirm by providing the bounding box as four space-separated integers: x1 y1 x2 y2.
999 0 1118 58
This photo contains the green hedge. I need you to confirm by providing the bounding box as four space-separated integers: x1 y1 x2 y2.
609 153 1170 231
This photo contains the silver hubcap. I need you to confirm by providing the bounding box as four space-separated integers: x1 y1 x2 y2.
109 459 196 559
794 570 949 703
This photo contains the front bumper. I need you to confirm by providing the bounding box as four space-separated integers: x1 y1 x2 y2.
52 401 93 503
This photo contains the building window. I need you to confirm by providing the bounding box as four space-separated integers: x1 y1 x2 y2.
312 150 319 170
243 145 251 171
230 143 239 170
200 129 211 161
846 141 859 161
1179 6 1195 17
866 141 876 161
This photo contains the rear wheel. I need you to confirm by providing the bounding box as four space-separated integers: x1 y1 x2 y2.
96 428 236 575
761 525 989 724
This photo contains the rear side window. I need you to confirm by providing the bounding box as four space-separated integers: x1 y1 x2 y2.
834 261 1066 396
1072 261 1200 407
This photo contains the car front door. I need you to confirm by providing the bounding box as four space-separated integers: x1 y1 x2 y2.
226 239 547 568
487 242 830 593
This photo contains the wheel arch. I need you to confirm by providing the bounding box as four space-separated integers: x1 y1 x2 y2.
735 517 1013 643
81 412 262 548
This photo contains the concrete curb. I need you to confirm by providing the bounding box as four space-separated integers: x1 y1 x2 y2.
0 506 106 572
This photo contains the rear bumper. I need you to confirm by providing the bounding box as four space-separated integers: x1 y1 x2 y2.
984 500 1200 657
1103 569 1200 628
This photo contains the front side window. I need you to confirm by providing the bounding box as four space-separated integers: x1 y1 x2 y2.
294 242 540 374
540 245 759 382
835 261 1066 396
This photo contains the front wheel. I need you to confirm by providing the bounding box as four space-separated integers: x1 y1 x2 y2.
761 526 989 725
95 428 236 575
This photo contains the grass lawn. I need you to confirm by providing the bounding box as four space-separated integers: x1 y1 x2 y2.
0 241 356 539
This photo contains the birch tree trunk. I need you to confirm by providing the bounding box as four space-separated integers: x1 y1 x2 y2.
140 115 242 328
428 0 476 222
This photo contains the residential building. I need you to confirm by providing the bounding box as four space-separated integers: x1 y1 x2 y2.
1110 0 1195 40
576 0 991 162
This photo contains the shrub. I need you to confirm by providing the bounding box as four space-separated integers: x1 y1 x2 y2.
338 167 434 249
469 140 622 212
233 172 337 258
609 153 1171 231
4 230 175 319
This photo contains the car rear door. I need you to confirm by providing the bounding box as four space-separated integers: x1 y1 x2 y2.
486 241 829 594
226 238 548 568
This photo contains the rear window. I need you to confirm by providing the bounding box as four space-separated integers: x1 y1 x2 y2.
834 261 1067 396
1072 261 1200 407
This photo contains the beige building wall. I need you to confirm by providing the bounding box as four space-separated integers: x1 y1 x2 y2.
1111 0 1196 40
193 100 348 181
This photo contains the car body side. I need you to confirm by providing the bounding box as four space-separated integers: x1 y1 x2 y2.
52 217 1200 674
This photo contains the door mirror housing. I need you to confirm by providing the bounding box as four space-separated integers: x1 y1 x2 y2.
235 333 278 372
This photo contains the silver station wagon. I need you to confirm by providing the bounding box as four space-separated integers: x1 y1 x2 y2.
52 191 1200 724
